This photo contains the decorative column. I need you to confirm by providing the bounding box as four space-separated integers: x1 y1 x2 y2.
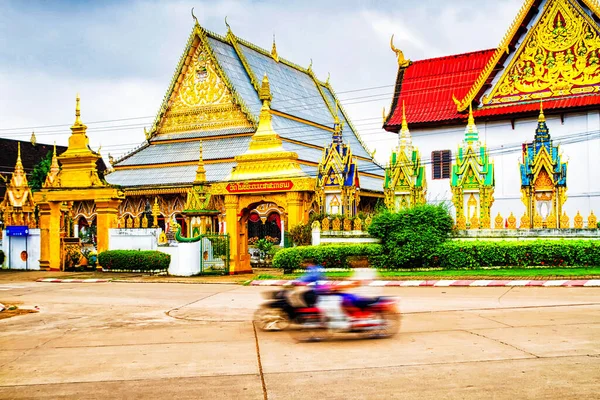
95 199 121 257
38 202 62 271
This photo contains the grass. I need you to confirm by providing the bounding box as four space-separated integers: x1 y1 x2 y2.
256 267 600 280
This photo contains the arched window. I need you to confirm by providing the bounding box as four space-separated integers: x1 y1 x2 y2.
248 212 262 242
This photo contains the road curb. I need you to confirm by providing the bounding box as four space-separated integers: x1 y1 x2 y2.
251 279 600 287
36 278 112 283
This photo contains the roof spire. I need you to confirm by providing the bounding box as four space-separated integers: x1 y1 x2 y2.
333 101 343 144
538 100 546 123
464 103 479 142
44 141 61 188
259 74 272 103
30 132 37 146
399 102 413 151
401 101 408 132
16 142 22 168
195 141 206 183
271 34 279 62
74 93 83 126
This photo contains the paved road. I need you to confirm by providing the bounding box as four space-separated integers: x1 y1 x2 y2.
0 281 598 399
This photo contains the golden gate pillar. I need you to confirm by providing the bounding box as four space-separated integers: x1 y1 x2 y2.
95 199 121 254
34 95 124 271
38 201 62 271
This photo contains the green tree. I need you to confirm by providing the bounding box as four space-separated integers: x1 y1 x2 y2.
368 204 454 269
29 151 52 192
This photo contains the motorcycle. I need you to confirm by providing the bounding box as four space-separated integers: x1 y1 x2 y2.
253 284 318 331
289 293 400 342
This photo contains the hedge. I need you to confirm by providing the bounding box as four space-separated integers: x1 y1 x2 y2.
98 250 170 273
430 240 600 269
272 244 383 274
0 249 4 266
272 240 600 272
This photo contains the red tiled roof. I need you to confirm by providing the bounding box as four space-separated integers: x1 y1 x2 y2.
386 49 495 129
384 48 600 130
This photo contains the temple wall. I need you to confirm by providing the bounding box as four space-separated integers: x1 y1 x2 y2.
412 110 600 226
108 228 160 251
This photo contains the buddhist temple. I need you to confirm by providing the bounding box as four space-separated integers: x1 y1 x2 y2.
383 102 426 211
450 106 495 229
384 0 600 225
104 20 385 272
520 102 567 228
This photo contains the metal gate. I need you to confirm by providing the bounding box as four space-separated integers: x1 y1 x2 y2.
199 234 230 275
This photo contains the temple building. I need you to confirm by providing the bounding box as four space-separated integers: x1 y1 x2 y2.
104 20 385 271
384 0 600 227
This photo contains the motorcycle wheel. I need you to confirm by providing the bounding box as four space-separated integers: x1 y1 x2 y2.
253 306 290 331
364 311 401 339
289 315 331 342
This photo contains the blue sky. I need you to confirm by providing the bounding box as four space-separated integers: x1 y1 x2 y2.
0 0 522 163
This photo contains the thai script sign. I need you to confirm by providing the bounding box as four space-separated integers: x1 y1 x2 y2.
6 226 29 237
226 180 293 193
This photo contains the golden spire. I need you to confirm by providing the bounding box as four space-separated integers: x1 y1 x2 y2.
399 102 413 151
401 101 408 132
465 103 479 142
382 107 386 125
538 100 546 123
15 142 23 172
271 34 279 62
30 132 37 146
44 142 61 188
194 141 206 183
259 74 272 103
74 93 83 127
227 74 306 181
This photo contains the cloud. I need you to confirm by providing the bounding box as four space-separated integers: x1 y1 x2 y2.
0 0 524 165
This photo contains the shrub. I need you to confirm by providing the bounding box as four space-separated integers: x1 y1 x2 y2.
272 244 383 274
290 223 312 246
430 240 600 269
98 250 170 273
368 204 454 269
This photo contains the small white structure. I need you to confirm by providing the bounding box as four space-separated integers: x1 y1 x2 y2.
108 228 160 251
1 228 41 270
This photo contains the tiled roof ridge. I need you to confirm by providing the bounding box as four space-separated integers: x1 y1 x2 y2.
410 48 496 65
112 141 150 165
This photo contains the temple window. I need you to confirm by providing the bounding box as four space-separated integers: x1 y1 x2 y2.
432 150 451 179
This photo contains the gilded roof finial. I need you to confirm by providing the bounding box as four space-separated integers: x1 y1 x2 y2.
399 102 413 151
390 34 411 67
325 72 330 85
225 16 231 33
108 153 114 166
271 34 279 62
308 58 313 72
195 141 207 183
401 101 408 132
44 141 61 188
259 73 272 103
75 93 82 125
382 107 386 125
30 132 37 146
465 103 479 142
17 142 22 166
97 144 102 155
538 100 546 123
468 103 475 126
191 7 198 25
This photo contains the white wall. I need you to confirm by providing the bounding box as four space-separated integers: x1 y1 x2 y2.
1 229 41 270
158 242 200 276
108 229 160 251
413 110 600 226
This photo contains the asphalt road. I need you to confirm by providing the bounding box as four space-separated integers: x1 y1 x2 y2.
0 281 598 399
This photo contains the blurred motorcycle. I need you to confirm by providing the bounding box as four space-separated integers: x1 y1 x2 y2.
253 284 318 331
289 293 400 342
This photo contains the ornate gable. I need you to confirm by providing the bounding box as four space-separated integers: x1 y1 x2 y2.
152 25 254 137
456 0 600 111
483 0 600 106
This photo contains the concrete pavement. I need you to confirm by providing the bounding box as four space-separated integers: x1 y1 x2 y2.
0 280 598 399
